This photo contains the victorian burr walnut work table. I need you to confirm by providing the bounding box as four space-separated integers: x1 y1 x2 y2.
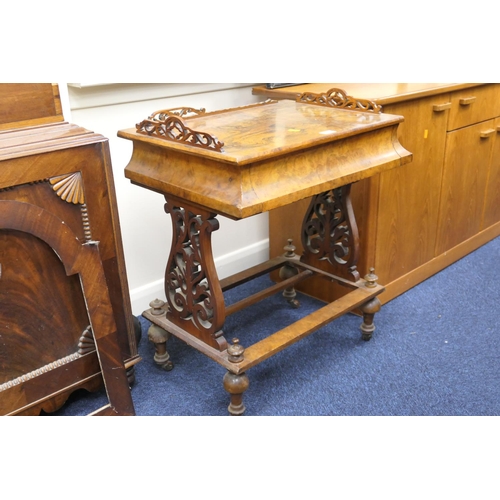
118 95 412 415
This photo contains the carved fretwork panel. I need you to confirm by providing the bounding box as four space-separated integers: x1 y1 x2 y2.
301 185 360 282
297 87 382 114
164 197 227 351
136 114 225 152
147 107 207 120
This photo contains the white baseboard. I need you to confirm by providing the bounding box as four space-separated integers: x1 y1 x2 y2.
129 239 270 316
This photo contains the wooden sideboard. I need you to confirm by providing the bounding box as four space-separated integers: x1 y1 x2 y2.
0 84 139 415
254 83 500 305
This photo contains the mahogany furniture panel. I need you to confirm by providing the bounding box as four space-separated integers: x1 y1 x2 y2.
0 84 138 415
254 83 500 305
119 99 411 415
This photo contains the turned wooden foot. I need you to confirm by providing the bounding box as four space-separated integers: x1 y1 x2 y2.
148 324 174 370
360 297 381 341
223 338 249 415
146 299 174 370
223 371 250 416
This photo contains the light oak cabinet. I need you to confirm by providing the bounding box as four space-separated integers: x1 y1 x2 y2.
436 86 500 256
372 93 450 287
256 83 500 305
482 116 500 229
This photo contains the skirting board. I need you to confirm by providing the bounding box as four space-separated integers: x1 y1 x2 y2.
129 239 270 316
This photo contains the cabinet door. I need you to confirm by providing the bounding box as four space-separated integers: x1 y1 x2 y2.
482 117 500 229
448 85 500 131
374 95 449 285
436 119 496 255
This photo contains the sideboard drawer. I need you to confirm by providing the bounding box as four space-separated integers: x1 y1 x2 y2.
448 84 500 131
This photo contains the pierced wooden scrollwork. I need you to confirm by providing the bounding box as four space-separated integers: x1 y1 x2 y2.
49 172 85 204
297 87 382 113
147 107 206 120
163 197 226 350
136 113 225 152
301 186 360 281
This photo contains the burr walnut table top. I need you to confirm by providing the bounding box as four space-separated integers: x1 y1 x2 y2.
119 99 412 219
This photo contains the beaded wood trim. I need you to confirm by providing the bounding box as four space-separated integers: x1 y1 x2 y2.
0 352 83 391
0 327 94 392
297 87 382 113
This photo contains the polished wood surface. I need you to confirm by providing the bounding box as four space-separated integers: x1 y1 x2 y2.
121 99 407 164
121 98 411 414
253 83 483 106
436 119 496 254
482 117 500 229
0 83 63 130
261 83 500 306
120 100 411 219
0 84 138 415
448 85 500 130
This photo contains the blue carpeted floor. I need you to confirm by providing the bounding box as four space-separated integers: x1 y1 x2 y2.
50 236 500 416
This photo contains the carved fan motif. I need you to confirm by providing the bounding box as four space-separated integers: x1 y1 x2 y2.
77 326 95 355
49 172 85 204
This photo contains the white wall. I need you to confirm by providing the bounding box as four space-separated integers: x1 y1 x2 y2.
65 83 270 315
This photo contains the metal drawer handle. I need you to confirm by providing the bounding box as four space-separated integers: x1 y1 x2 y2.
459 96 476 106
433 102 451 112
480 129 496 138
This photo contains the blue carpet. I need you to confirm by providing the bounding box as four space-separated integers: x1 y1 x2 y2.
50 236 500 416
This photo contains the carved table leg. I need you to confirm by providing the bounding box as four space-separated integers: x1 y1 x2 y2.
300 185 360 282
360 268 381 341
163 196 227 351
300 186 384 342
279 239 300 308
222 339 249 416
147 298 174 371
360 297 381 341
148 324 174 371
126 315 143 384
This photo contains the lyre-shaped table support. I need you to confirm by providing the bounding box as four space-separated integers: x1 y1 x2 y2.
163 195 227 351
145 185 383 415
